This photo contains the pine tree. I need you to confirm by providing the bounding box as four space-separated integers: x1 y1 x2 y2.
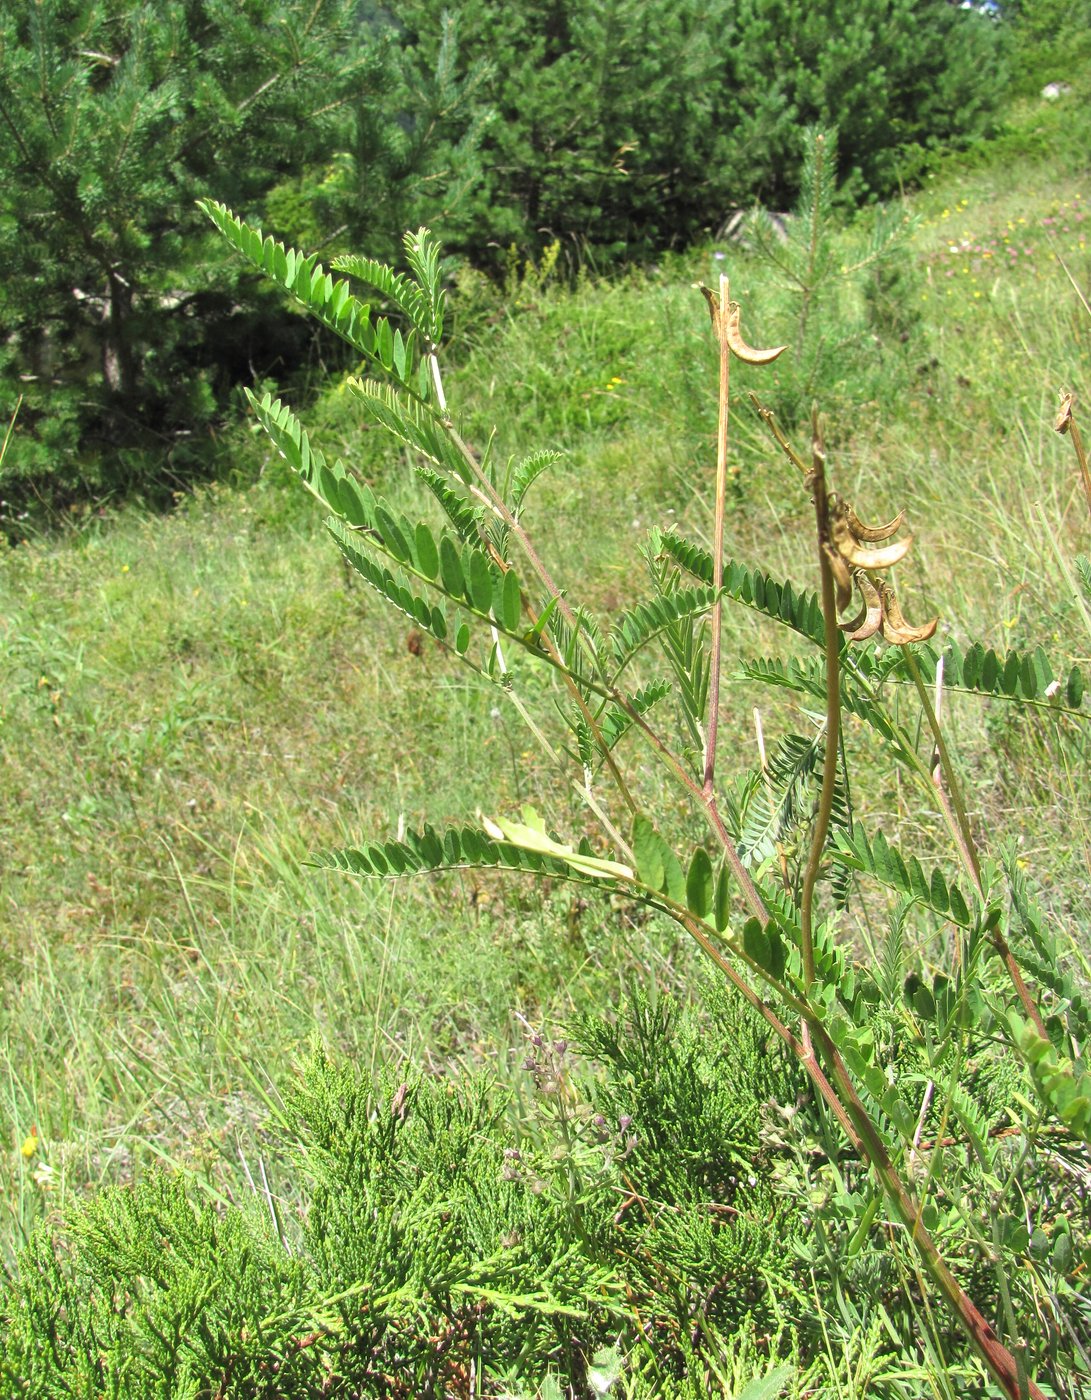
0 1 481 498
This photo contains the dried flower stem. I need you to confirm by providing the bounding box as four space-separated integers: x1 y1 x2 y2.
703 274 732 800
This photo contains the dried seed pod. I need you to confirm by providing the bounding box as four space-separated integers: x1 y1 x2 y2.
877 580 937 645
839 570 883 641
824 543 853 612
830 513 912 570
724 303 787 365
842 502 905 542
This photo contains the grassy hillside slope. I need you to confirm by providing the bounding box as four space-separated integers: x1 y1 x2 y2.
0 74 1089 1396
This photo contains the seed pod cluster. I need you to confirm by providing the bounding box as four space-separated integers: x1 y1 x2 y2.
824 493 936 645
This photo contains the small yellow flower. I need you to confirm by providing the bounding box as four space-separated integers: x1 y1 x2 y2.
20 1132 37 1160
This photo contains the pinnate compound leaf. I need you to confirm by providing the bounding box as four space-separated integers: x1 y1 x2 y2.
201 201 376 359
334 240 438 342
402 227 446 342
350 379 469 482
655 527 825 645
314 823 624 887
510 449 563 515
247 391 362 514
833 829 972 927
611 585 723 674
910 639 1085 713
598 680 672 753
330 518 457 649
416 465 486 543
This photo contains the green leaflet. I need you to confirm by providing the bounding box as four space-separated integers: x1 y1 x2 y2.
312 819 631 888
740 917 787 981
376 316 394 371
631 815 685 903
713 864 731 933
374 505 411 563
685 847 714 920
654 527 825 646
500 569 522 633
610 585 723 676
201 201 377 361
907 639 1086 715
414 522 439 580
439 534 464 598
833 828 972 927
466 545 493 614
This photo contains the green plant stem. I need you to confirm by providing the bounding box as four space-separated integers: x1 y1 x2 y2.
815 1024 1048 1400
799 422 836 994
743 398 1046 1397
902 647 982 892
902 647 1047 1038
703 274 731 801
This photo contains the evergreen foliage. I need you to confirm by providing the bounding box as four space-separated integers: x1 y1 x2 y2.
393 0 1005 263
0 0 1011 498
0 995 814 1395
0 1 483 499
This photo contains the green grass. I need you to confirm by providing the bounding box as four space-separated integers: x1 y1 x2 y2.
1 79 1090 1391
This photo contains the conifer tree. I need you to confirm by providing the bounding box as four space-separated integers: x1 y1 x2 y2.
0 1 481 496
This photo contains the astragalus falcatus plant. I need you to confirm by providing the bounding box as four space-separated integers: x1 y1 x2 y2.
202 200 1090 1397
